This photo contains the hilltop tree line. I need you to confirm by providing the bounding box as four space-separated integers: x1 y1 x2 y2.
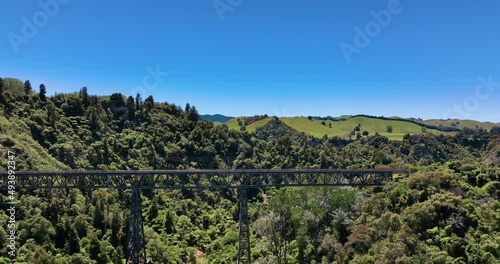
0 78 499 263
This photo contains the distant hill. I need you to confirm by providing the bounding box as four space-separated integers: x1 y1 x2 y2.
200 114 233 123
225 115 500 140
423 119 500 131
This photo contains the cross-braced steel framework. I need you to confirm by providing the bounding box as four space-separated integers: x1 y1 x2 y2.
237 188 251 263
126 188 147 263
1 169 398 263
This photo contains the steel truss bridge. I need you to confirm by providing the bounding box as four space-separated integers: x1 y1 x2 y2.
1 169 399 263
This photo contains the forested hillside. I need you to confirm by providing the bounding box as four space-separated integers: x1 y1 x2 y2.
0 78 499 263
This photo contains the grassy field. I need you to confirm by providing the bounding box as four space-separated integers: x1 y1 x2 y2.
281 116 455 140
423 119 499 131
225 117 272 133
225 116 460 140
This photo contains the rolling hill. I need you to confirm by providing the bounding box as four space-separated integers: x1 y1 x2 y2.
226 117 273 133
423 119 500 131
200 114 233 123
224 115 499 140
281 116 456 140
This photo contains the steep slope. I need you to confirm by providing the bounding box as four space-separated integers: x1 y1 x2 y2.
0 114 68 170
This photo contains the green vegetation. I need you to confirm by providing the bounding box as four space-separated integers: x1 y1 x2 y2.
226 116 272 133
0 77 499 263
0 114 67 171
424 119 500 132
225 116 498 141
280 116 455 140
199 114 233 123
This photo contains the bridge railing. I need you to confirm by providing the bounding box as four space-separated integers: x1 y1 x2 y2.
0 169 402 190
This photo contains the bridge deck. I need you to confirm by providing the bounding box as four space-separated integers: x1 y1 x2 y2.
1 169 402 263
1 169 400 189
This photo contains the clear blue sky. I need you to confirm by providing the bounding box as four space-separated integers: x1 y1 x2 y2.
1 0 499 121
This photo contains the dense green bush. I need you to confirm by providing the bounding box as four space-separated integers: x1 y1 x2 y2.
0 80 498 263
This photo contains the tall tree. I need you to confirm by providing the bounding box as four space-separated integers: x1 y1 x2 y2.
46 101 58 128
109 93 126 118
135 93 142 111
39 84 47 101
80 86 90 108
88 233 110 263
93 198 105 232
24 80 32 95
187 105 200 122
144 95 154 115
87 105 103 138
126 95 135 121
0 77 4 100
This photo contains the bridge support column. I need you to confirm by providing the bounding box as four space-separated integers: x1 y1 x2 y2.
237 188 251 264
126 188 147 263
